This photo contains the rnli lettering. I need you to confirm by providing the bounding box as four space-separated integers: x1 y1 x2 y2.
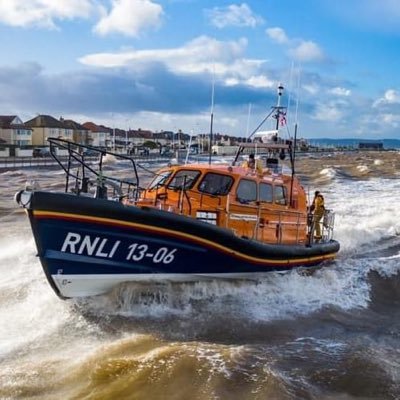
60 232 177 264
61 232 120 258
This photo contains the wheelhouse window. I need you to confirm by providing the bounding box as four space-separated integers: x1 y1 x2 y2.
148 170 172 190
236 179 257 203
259 182 273 203
274 185 286 205
198 173 233 196
168 169 200 190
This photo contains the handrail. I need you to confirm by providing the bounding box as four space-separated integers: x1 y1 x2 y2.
225 206 308 245
47 138 141 200
223 193 318 244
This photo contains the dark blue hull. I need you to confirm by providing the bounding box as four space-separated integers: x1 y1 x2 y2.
19 191 340 298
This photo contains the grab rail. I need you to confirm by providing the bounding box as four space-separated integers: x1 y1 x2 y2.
47 138 141 201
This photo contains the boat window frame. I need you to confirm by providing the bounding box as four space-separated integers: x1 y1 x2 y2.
148 170 173 190
274 184 287 205
197 172 234 196
259 182 273 203
167 169 201 191
236 178 258 204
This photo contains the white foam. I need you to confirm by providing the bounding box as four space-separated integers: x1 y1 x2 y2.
356 165 369 172
369 254 400 277
75 261 373 323
319 167 336 178
325 178 400 252
0 170 27 176
0 222 102 360
102 154 118 164
238 261 371 321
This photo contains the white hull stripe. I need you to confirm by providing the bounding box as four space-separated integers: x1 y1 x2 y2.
52 272 288 298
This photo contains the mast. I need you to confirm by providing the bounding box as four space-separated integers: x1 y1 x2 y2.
274 83 285 133
232 83 286 166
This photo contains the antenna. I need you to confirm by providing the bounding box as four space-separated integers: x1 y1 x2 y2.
208 67 215 165
289 65 301 206
286 61 294 130
246 103 252 138
294 66 301 125
185 130 193 165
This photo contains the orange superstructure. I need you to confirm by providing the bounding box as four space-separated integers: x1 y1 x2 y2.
129 159 314 246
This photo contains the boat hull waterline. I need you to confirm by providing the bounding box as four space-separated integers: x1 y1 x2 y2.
20 191 340 298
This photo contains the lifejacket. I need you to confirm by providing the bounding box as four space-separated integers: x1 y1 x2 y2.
242 159 263 174
313 194 325 216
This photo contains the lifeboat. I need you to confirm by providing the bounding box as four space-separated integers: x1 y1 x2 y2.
15 93 339 299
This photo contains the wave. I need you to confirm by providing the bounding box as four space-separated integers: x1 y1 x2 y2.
356 164 370 173
0 169 28 177
0 333 292 400
325 178 400 253
317 166 364 183
75 261 373 324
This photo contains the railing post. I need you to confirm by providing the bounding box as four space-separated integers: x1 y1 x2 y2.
254 201 262 240
225 194 230 228
295 213 300 243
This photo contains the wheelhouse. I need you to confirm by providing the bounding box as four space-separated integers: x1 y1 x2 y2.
135 163 311 245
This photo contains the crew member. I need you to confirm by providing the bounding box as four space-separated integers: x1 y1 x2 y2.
243 153 263 174
246 153 256 169
311 191 325 240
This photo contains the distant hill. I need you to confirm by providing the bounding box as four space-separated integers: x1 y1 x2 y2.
308 138 400 149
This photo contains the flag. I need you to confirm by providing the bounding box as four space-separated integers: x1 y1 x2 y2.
279 112 287 126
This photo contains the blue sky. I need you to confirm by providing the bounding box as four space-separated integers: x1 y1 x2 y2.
0 0 399 139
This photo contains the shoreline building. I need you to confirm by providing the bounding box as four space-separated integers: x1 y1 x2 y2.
25 115 73 146
0 115 32 146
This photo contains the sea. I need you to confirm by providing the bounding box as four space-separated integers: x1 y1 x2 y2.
0 151 400 400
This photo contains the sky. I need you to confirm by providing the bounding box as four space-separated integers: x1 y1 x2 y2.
0 0 399 139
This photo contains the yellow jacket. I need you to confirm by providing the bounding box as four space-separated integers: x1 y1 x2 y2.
313 194 325 215
242 159 263 174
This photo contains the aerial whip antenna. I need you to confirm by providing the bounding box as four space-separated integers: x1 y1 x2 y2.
246 103 252 138
289 65 301 206
208 66 215 165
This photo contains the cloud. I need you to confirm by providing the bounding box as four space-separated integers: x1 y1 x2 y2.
206 3 263 29
0 0 95 28
382 113 400 127
311 101 346 122
2 61 398 139
79 36 248 67
0 0 162 37
329 87 351 97
371 89 400 128
94 0 163 37
0 61 273 122
79 36 275 89
302 83 320 96
288 41 325 63
373 89 400 107
266 27 289 44
265 26 326 63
